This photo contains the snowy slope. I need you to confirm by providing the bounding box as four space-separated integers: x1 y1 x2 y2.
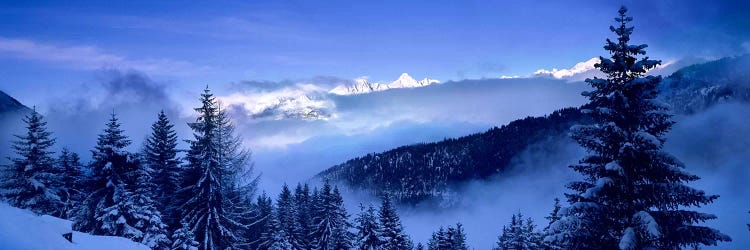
0 203 149 250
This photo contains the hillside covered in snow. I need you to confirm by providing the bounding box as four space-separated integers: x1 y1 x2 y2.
0 203 149 250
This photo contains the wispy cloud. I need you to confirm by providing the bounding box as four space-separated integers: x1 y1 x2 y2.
100 14 323 44
0 37 214 76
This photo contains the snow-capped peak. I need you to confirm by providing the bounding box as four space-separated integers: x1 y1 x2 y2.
389 73 423 88
534 57 600 79
329 73 440 96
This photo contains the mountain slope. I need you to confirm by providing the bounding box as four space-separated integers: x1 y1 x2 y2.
0 90 31 114
317 55 750 203
0 90 33 162
660 54 750 114
318 107 589 203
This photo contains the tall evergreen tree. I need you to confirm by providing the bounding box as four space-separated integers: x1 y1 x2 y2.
177 88 243 249
216 106 259 198
311 182 352 250
75 112 140 239
216 106 260 248
216 103 260 248
58 147 85 219
247 192 273 250
452 223 468 250
0 108 63 216
293 183 314 249
131 156 172 249
543 198 561 232
546 6 731 250
143 110 181 229
378 194 411 250
354 204 383 250
276 184 298 247
541 198 562 250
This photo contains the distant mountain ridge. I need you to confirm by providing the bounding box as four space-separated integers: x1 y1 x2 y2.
317 54 750 203
0 90 31 114
329 73 440 95
0 90 33 162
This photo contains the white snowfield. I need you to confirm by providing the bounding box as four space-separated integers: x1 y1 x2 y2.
0 203 149 250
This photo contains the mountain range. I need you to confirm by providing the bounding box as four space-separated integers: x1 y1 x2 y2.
317 54 750 204
329 73 440 96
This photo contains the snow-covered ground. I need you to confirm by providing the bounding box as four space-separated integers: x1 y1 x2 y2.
0 203 149 250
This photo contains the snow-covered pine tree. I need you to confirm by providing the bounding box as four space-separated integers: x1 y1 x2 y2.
172 221 199 250
293 183 314 249
247 192 273 250
495 215 516 250
496 213 540 250
0 108 64 216
214 103 261 248
143 110 181 229
311 182 352 250
428 227 451 250
546 6 731 250
259 206 285 250
378 194 411 250
543 198 561 232
354 203 383 249
215 105 259 198
177 88 243 249
58 147 85 219
275 184 298 247
452 223 468 250
76 112 144 240
522 217 541 249
131 155 171 249
541 198 562 250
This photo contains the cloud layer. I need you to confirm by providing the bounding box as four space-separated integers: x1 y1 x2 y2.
0 37 213 76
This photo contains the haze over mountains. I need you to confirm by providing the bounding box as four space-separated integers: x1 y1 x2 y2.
317 54 750 203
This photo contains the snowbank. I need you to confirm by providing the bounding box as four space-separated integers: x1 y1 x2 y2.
0 203 149 250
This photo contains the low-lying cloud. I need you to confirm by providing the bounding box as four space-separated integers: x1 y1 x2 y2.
336 101 750 249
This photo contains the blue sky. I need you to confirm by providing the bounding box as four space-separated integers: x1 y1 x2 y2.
1 0 748 106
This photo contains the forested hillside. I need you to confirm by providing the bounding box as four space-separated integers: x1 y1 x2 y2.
318 107 589 203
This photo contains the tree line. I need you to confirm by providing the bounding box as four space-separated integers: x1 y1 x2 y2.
0 87 468 249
